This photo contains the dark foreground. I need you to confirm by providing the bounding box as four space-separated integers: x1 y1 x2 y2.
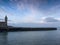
0 27 57 32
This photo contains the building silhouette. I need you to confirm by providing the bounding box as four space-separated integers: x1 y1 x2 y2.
0 16 7 28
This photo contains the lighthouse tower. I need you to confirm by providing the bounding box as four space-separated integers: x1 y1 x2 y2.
5 16 7 26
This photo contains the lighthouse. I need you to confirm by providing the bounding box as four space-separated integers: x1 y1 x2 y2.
5 16 8 27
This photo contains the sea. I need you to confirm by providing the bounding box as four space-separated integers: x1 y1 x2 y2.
0 29 60 45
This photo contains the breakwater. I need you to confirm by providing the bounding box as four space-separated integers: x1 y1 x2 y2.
0 27 57 32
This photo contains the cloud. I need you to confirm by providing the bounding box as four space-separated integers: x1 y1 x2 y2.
42 17 60 22
9 0 48 10
0 0 60 24
43 5 60 17
15 7 41 23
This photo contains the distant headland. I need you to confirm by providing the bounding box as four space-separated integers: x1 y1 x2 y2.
0 16 57 32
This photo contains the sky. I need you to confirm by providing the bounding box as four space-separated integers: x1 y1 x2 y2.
0 0 60 27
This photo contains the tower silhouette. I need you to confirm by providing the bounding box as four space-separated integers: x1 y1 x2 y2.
5 16 7 26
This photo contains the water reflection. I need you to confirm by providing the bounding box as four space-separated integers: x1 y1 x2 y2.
0 32 7 45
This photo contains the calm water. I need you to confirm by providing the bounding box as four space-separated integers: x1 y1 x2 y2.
0 30 60 45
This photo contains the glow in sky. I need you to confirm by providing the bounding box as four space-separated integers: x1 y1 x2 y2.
0 0 60 27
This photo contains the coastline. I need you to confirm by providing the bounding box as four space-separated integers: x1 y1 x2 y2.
0 27 57 32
